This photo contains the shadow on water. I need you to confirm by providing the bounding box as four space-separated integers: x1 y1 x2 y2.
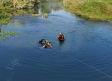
59 40 65 47
39 1 63 14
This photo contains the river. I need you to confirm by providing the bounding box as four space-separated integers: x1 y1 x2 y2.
0 1 112 81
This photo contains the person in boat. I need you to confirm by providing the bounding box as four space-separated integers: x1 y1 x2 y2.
56 32 65 41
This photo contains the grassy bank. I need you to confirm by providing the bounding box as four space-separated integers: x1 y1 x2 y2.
63 0 112 22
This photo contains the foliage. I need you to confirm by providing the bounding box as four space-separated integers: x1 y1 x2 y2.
0 12 9 19
0 11 10 25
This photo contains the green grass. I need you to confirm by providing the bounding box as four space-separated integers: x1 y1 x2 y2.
0 13 10 20
63 0 112 22
0 12 10 25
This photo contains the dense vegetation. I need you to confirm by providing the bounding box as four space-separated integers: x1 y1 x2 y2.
0 11 10 20
0 0 61 22
0 0 40 24
63 0 112 21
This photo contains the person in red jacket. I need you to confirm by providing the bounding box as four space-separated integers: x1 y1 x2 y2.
56 32 65 41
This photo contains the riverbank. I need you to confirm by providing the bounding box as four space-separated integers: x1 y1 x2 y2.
63 0 112 22
0 0 61 24
0 0 40 24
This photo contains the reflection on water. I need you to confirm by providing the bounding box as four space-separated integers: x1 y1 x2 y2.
59 40 65 47
39 1 63 14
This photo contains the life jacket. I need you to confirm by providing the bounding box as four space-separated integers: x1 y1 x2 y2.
58 34 64 40
43 43 50 48
46 43 50 47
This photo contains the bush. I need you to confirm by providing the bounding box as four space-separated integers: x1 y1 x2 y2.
3 1 13 7
0 13 8 19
